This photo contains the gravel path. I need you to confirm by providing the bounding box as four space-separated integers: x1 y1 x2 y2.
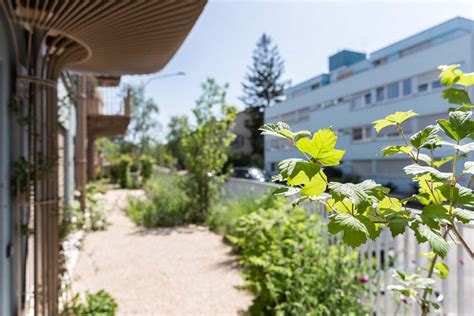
72 189 252 315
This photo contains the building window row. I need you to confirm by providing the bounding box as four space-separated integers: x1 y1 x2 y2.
266 106 311 125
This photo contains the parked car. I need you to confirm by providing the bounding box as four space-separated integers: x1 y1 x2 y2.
232 167 266 182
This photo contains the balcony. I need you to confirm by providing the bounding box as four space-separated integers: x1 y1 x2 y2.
87 83 131 140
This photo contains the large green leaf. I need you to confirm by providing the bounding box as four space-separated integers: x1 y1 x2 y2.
410 125 440 149
382 145 413 156
377 196 410 236
421 205 451 229
328 181 374 213
453 208 474 224
259 122 293 140
403 164 452 181
437 141 474 153
463 161 474 175
373 111 417 133
413 224 449 258
296 128 345 166
442 88 471 105
286 161 327 197
415 174 446 205
278 158 305 180
438 183 474 208
439 64 474 87
437 111 474 142
328 213 377 248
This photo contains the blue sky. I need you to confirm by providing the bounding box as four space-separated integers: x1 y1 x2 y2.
123 0 473 137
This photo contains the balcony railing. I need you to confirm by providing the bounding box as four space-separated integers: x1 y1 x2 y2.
87 86 131 117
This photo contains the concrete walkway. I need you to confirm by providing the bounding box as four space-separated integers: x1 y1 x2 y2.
72 189 252 315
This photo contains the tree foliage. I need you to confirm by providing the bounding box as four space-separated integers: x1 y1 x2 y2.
181 78 237 222
240 34 289 165
262 64 474 315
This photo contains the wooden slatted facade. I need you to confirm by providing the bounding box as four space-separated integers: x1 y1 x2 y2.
0 1 207 315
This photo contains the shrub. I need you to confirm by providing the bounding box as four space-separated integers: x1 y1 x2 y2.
207 192 280 237
126 174 190 227
62 290 118 315
117 154 132 188
139 155 154 182
229 202 370 315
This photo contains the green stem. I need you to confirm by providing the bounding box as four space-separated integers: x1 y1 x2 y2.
450 224 474 259
420 227 450 316
397 124 417 163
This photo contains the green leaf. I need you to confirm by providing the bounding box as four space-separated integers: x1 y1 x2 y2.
437 141 474 153
403 164 451 180
442 88 471 105
415 174 446 205
273 186 300 197
437 111 474 142
432 156 456 168
382 145 413 156
278 158 305 180
421 205 451 229
410 125 440 149
453 208 474 224
286 161 327 196
463 161 474 175
296 128 345 166
438 64 474 87
377 196 410 236
373 111 418 133
438 183 474 208
328 213 376 248
454 104 474 112
259 122 293 140
293 130 311 141
434 262 449 279
413 224 449 258
328 181 375 213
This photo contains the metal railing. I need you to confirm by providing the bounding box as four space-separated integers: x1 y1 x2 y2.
224 178 473 315
87 86 131 116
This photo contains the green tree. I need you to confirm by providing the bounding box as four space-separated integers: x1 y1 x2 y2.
262 65 474 315
166 115 190 169
181 78 237 222
126 85 160 154
240 33 289 165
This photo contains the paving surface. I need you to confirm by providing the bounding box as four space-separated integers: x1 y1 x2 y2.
72 189 252 315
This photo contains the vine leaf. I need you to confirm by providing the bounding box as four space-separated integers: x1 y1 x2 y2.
259 122 293 140
420 205 451 229
328 213 378 248
442 88 471 105
404 164 452 180
328 181 375 213
286 161 327 197
413 224 449 258
410 125 440 149
453 208 474 224
382 145 413 156
434 262 449 279
463 161 474 175
437 111 474 142
438 64 474 87
438 183 474 208
296 128 345 166
373 111 417 133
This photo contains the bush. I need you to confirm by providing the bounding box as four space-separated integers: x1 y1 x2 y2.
139 155 154 182
229 202 370 315
207 192 280 237
62 290 118 315
126 174 190 227
117 154 132 188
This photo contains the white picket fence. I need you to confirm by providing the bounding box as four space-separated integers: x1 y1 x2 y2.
223 178 473 315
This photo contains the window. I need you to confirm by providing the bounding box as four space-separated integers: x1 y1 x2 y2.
432 80 442 89
352 127 363 141
387 82 399 99
364 93 372 105
403 78 412 96
297 107 310 122
418 83 429 92
270 162 277 171
337 97 344 103
311 83 320 90
376 87 385 102
352 95 363 109
352 126 372 142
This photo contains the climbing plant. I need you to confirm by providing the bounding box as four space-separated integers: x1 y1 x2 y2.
261 64 474 315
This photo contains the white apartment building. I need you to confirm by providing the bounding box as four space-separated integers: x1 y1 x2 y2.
264 17 474 193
